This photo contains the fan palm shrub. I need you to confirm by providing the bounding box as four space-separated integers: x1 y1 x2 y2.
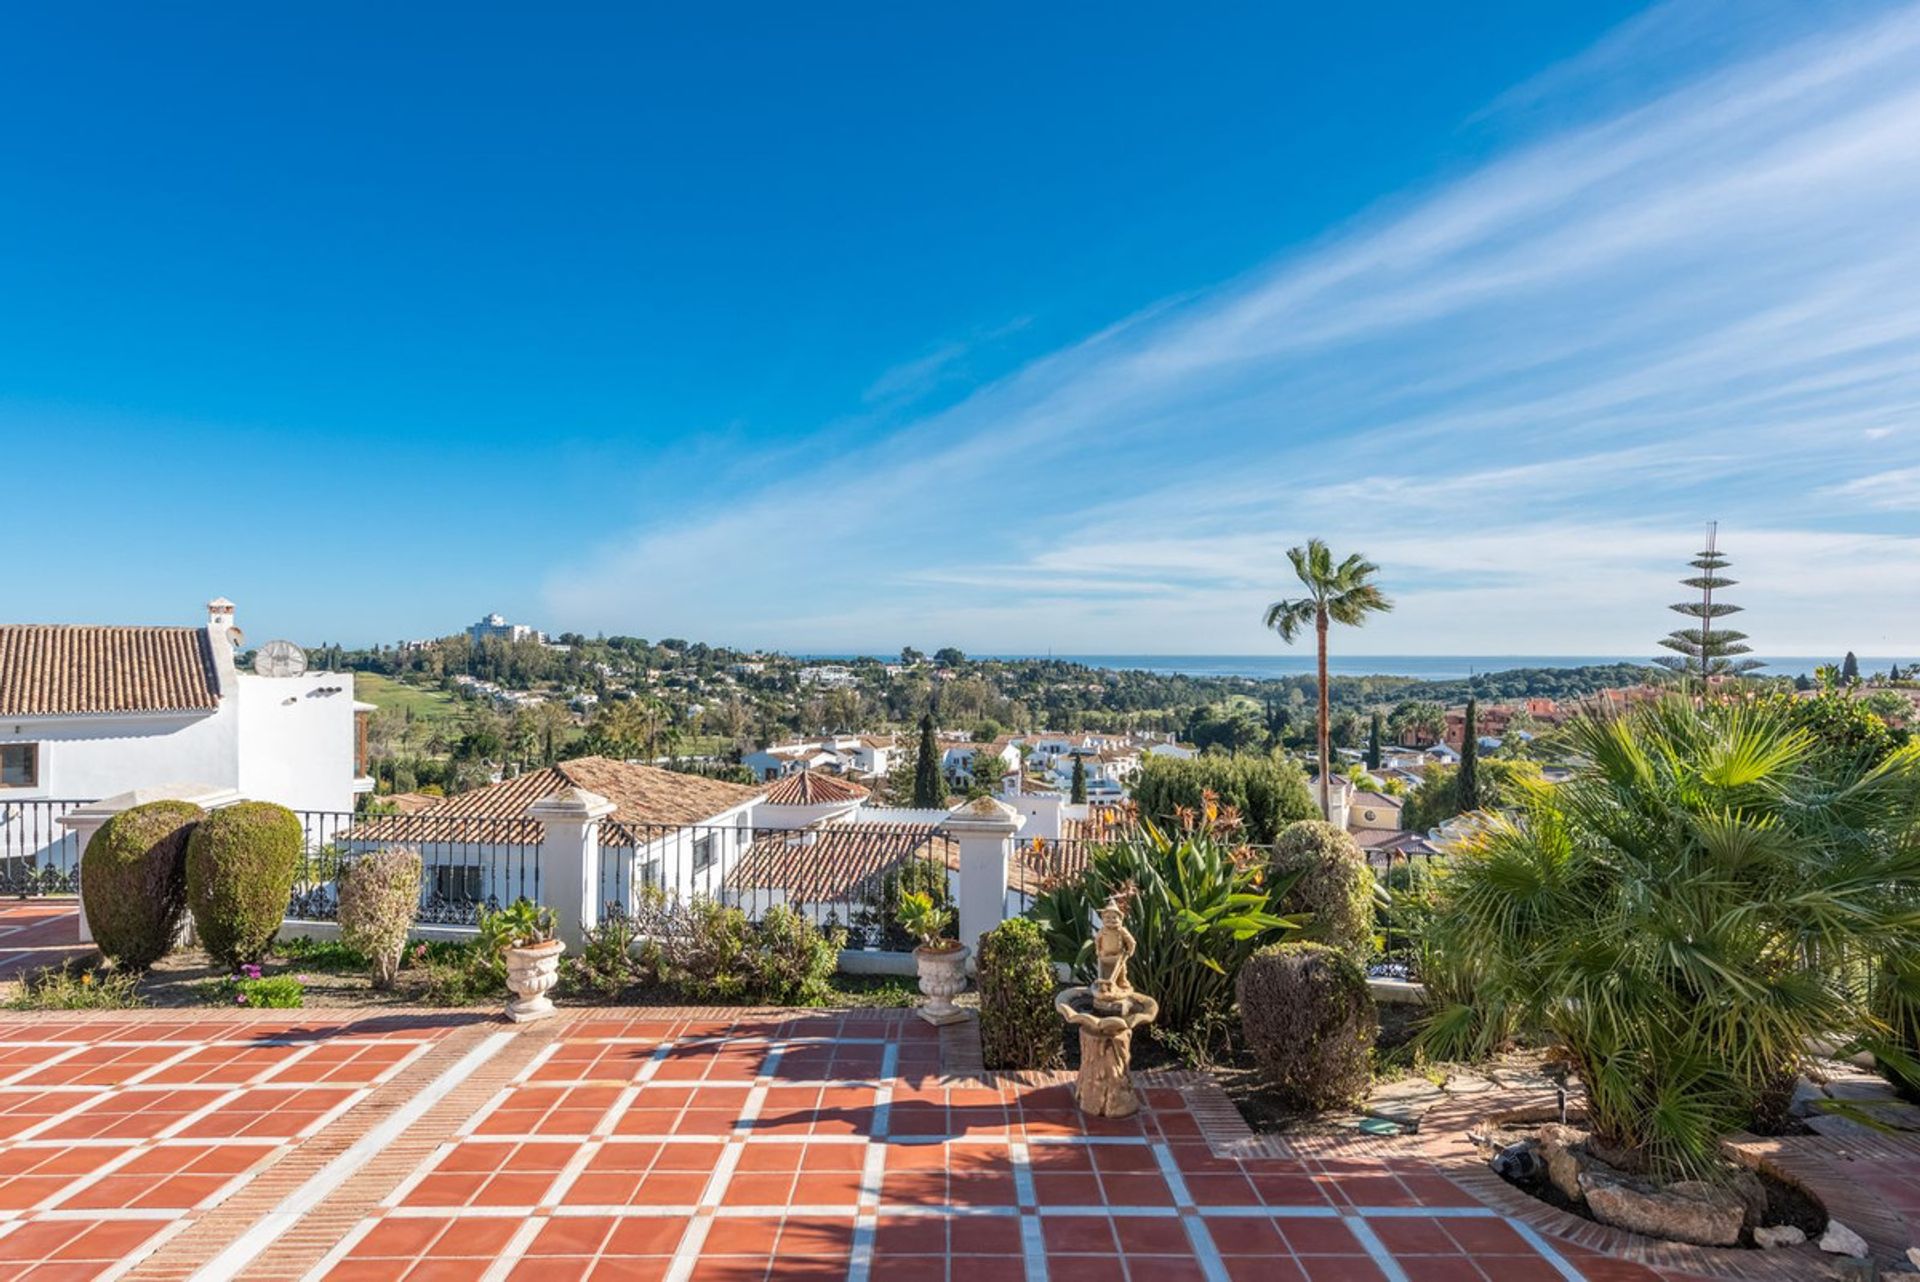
1031 799 1302 1038
1417 695 1920 1180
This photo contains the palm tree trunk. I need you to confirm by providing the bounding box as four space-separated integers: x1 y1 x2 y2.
1316 611 1331 820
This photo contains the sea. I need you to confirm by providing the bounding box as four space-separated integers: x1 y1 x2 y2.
808 654 1915 681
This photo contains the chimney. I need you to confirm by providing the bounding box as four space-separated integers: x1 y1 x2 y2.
207 597 237 631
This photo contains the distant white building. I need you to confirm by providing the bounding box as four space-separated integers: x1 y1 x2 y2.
742 734 896 782
0 598 373 813
797 665 858 689
469 612 544 646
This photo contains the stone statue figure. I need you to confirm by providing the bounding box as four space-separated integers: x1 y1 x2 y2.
1091 899 1136 1011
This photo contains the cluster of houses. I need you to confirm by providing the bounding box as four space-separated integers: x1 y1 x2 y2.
741 729 1194 802
7 596 1671 939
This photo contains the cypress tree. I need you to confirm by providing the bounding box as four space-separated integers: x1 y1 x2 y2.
1366 713 1382 772
1843 651 1861 685
1652 522 1764 680
1070 754 1088 803
911 713 944 809
1458 697 1480 812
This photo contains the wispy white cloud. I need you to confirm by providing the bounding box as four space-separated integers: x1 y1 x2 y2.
546 1 1920 657
1823 466 1920 510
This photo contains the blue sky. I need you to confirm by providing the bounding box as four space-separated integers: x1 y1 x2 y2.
5 2 1918 657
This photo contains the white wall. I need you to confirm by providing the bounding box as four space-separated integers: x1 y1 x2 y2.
234 671 362 813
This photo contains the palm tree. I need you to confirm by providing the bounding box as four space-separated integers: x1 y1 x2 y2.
1264 540 1393 819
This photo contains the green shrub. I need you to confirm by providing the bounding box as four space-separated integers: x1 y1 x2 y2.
337 847 421 989
650 899 751 1000
1417 696 1920 1179
187 802 303 967
274 936 369 972
202 970 305 1009
745 905 840 1005
642 899 842 1005
1269 821 1375 964
564 914 644 999
7 964 144 1010
81 800 203 968
1131 752 1317 842
978 918 1063 1070
1031 807 1301 1045
1238 941 1375 1111
412 939 506 1005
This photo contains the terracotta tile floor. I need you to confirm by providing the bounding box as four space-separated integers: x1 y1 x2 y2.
311 1016 1590 1282
0 994 1619 1280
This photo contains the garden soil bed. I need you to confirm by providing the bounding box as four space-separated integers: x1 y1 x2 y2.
9 943 919 1012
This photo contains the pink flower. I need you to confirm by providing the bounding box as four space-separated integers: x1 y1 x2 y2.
234 994 248 1005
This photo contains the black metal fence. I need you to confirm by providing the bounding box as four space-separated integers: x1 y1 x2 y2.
286 810 542 927
0 800 87 896
600 820 954 951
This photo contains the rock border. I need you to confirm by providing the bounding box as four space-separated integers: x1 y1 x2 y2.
1419 1087 1915 1279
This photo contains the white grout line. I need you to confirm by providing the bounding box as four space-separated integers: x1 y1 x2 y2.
294 1215 379 1282
185 1029 516 1282
478 1215 547 1282
1346 1215 1412 1282
1020 1211 1050 1282
1505 1215 1587 1281
660 1214 714 1282
0 1045 87 1086
94 1215 195 1282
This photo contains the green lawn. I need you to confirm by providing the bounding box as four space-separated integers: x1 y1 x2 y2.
354 673 465 727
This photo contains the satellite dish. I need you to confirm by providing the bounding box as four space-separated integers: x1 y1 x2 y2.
256 640 308 678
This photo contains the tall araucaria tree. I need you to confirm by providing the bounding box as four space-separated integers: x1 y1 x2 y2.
1264 539 1393 820
911 713 945 809
1652 522 1764 681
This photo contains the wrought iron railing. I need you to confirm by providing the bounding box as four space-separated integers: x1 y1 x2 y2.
0 800 88 897
286 810 542 928
599 819 954 951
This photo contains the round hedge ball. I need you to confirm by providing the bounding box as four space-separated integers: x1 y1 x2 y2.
1237 940 1376 1112
80 799 204 968
186 801 304 968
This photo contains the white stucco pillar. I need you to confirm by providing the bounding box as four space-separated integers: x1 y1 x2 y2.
59 784 243 945
528 786 616 951
943 795 1025 963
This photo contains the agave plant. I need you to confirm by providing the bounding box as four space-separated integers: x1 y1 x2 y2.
1031 800 1302 1037
1417 695 1920 1180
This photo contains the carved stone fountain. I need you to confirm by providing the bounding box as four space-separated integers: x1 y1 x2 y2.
1056 898 1159 1118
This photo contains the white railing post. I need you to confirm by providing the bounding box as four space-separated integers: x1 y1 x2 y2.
528 786 616 951
59 785 242 945
943 796 1025 963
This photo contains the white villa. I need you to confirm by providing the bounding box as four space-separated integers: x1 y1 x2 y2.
741 734 897 782
0 598 372 813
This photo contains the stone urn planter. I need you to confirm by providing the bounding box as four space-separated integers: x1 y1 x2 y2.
914 943 971 1025
505 938 566 1023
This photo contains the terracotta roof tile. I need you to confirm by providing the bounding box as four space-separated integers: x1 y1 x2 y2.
759 770 869 806
724 824 955 903
351 756 761 843
0 625 220 717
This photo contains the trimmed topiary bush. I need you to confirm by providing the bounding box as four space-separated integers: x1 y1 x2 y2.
1237 941 1375 1112
978 918 1064 1070
1269 820 1375 964
337 847 422 989
187 802 303 967
80 800 203 968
